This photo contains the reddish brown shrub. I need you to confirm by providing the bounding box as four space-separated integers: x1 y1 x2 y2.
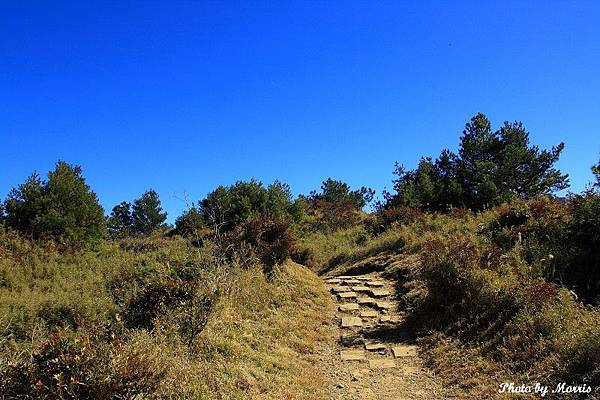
520 279 559 309
245 217 295 275
366 205 423 235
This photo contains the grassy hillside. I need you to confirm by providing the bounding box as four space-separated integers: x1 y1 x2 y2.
1 154 598 398
0 232 332 399
297 195 600 398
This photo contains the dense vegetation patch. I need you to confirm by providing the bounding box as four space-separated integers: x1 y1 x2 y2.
0 232 331 399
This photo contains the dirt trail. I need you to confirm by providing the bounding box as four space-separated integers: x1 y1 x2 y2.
317 272 465 400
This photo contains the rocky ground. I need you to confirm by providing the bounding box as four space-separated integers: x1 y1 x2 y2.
316 272 468 400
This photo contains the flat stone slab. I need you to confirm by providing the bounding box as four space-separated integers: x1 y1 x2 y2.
351 286 371 292
339 303 360 312
365 342 387 351
379 315 402 323
369 289 392 298
341 349 366 361
366 281 385 287
341 317 363 328
340 334 364 347
338 292 358 299
357 297 378 306
369 359 396 369
325 278 341 284
342 279 362 285
392 346 418 358
376 301 394 310
356 276 373 280
360 310 379 318
331 286 351 293
337 276 355 279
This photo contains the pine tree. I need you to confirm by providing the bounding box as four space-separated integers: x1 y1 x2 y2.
132 190 167 235
593 158 600 189
387 113 569 211
107 201 134 238
4 161 105 244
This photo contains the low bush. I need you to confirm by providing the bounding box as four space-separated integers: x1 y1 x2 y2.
365 205 423 235
124 278 194 330
244 217 295 276
486 195 600 302
1 325 166 399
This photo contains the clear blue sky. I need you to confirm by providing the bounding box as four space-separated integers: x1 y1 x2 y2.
2 1 599 221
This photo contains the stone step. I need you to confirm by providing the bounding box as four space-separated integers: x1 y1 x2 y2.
361 326 382 335
365 281 385 287
380 315 402 323
339 303 359 312
369 289 393 298
364 342 387 351
392 345 418 358
338 292 358 300
351 286 371 293
341 316 363 328
331 286 351 293
357 297 378 306
341 279 362 286
375 301 394 310
341 349 366 361
325 278 342 284
360 310 379 318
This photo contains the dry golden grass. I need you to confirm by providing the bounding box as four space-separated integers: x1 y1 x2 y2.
0 230 334 399
150 261 334 399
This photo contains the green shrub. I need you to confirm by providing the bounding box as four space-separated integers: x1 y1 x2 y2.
569 193 600 301
402 212 600 390
290 247 315 269
198 179 301 235
173 206 205 237
294 225 369 271
486 196 600 302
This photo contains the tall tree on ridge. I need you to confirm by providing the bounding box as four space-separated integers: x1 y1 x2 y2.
132 190 167 235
